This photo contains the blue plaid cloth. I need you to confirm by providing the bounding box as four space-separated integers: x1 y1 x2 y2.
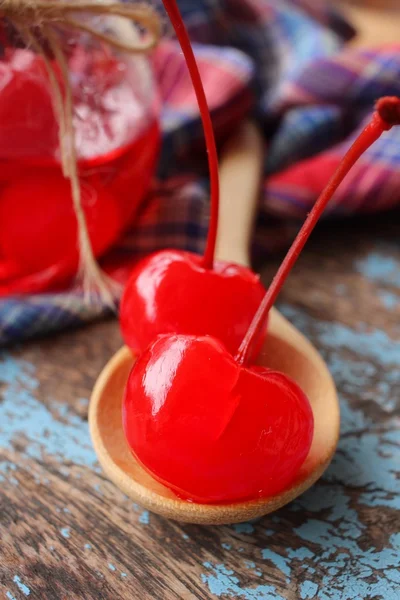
1 0 400 345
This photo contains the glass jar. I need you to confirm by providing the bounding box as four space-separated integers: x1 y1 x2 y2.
0 37 160 294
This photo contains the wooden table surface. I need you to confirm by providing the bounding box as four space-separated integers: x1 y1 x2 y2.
0 212 399 600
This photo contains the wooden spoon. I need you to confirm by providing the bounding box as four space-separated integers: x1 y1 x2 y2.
89 121 340 525
338 0 400 48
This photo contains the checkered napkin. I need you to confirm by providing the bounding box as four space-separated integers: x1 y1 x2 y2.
2 0 400 345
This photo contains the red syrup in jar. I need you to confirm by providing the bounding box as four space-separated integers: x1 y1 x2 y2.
0 47 160 294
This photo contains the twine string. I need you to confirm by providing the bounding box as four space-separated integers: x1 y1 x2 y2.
1 1 161 304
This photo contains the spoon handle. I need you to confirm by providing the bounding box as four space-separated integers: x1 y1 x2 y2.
215 121 265 268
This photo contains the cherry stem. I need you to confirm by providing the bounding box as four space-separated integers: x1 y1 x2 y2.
162 0 219 270
235 97 400 366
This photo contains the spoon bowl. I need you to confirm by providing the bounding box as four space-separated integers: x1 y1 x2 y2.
89 121 339 523
89 306 339 525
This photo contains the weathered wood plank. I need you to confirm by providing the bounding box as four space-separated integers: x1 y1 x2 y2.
1 211 399 600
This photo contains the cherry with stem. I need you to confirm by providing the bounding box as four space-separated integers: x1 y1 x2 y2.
235 97 400 366
120 0 266 358
123 97 400 504
162 0 219 269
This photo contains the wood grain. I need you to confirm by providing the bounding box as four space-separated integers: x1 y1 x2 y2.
0 210 399 600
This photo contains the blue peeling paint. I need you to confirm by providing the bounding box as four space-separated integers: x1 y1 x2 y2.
13 576 30 596
0 356 97 469
232 523 254 535
201 563 285 600
6 592 17 600
0 462 18 485
261 549 291 578
182 533 189 540
300 580 319 599
0 463 16 472
60 527 70 539
317 320 398 367
356 252 400 286
378 291 399 310
244 562 262 577
121 572 127 578
108 563 116 571
222 543 232 550
385 569 400 584
139 510 150 525
84 544 92 550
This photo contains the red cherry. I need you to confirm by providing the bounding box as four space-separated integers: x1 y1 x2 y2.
123 334 314 503
120 249 266 358
122 98 400 505
120 0 269 356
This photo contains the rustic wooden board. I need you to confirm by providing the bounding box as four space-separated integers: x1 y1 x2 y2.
0 212 399 600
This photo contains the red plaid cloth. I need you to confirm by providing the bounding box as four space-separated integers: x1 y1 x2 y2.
2 0 400 344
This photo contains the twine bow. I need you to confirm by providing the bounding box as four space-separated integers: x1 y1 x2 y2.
0 0 161 305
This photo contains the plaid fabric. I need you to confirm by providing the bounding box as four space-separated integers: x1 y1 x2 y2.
1 0 400 345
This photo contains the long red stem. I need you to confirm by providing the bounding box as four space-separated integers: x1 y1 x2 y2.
162 0 219 270
235 97 400 366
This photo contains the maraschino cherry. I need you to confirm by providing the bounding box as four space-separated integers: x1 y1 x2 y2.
123 97 400 504
120 0 266 358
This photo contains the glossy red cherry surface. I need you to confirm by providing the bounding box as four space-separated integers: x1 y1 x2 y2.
123 334 314 504
120 250 267 358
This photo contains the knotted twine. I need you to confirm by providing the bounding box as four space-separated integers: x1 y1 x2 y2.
0 0 161 305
